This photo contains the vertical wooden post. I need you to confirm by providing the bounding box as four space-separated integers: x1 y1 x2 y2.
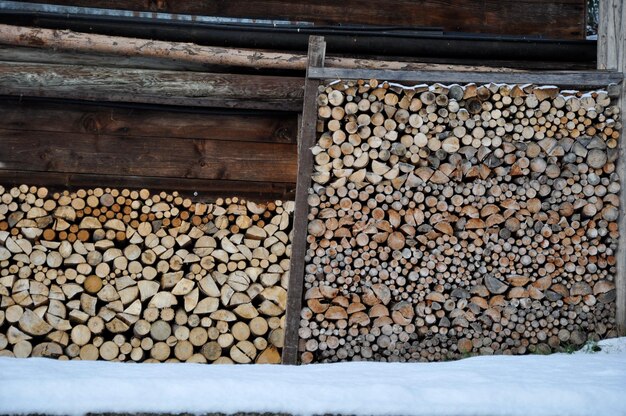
282 36 326 364
598 0 626 335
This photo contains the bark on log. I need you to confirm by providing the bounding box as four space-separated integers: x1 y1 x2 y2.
299 80 621 363
0 24 520 73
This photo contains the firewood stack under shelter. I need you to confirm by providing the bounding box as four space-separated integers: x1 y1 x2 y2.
298 80 621 363
0 186 293 363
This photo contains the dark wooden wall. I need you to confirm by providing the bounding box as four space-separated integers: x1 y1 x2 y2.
0 98 298 200
18 0 587 39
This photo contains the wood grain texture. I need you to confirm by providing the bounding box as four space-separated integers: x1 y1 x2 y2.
0 24 308 71
0 98 298 144
0 45 225 72
0 61 304 111
0 171 295 201
308 67 624 88
598 0 626 71
282 36 325 365
15 0 587 39
598 0 626 336
0 187 292 362
0 27 522 74
0 44 596 73
0 129 297 183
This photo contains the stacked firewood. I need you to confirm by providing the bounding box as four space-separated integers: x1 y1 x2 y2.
0 186 292 363
299 81 621 362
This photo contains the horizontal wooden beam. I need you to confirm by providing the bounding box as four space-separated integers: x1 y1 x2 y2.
0 129 297 183
1 98 298 144
308 67 624 88
0 45 225 72
0 25 521 73
0 61 304 111
0 24 308 71
0 45 597 74
11 0 587 39
0 170 295 202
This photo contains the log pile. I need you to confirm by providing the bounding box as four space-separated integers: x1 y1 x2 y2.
0 186 292 363
300 81 621 362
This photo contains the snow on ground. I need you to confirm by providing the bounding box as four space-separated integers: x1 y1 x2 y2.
1 338 625 416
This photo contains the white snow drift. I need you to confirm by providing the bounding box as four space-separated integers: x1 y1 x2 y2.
1 337 625 416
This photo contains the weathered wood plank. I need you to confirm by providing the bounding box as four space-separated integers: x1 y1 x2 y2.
282 36 325 365
598 0 626 71
0 170 295 202
0 61 304 111
14 0 587 39
0 98 298 144
308 67 624 88
598 0 626 336
0 129 297 184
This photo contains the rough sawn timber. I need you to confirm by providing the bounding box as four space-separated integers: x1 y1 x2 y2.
0 61 304 111
598 0 626 336
0 129 297 184
0 98 298 144
308 67 624 89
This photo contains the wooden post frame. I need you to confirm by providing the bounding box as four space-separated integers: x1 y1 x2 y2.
282 36 326 364
598 0 626 336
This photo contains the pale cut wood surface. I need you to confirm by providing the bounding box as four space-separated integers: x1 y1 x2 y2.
0 185 292 363
299 78 620 363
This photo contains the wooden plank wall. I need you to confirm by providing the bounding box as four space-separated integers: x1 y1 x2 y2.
17 0 587 39
0 98 298 201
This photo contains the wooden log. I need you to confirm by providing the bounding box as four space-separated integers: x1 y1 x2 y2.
0 184 292 364
0 24 527 74
298 78 621 363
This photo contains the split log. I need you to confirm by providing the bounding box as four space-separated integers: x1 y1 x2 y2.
0 186 293 363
